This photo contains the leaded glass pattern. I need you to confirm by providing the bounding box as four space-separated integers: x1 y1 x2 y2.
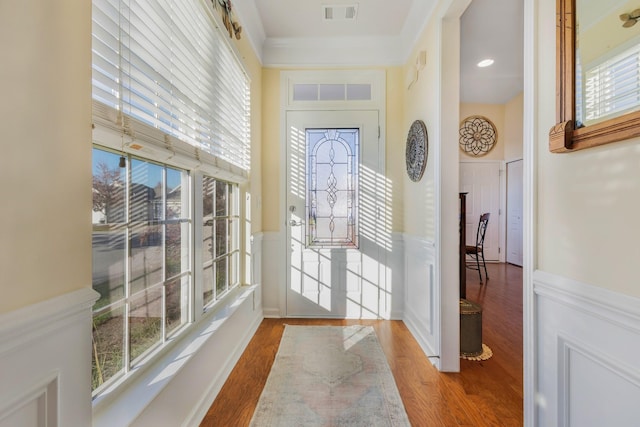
307 128 359 248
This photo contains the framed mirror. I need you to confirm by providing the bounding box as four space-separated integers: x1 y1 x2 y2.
550 0 640 152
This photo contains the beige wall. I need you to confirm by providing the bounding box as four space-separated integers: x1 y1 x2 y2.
385 67 406 233
579 0 640 65
402 14 442 240
234 33 263 236
504 92 524 161
538 0 640 298
0 0 93 314
0 2 264 314
261 68 282 232
260 67 406 234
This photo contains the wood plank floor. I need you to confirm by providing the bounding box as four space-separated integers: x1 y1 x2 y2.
200 263 523 426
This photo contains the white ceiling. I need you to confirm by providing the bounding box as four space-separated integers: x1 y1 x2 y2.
235 0 523 104
254 0 414 38
460 0 524 104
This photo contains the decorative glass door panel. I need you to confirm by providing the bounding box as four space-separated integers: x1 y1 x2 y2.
307 129 359 248
286 110 386 318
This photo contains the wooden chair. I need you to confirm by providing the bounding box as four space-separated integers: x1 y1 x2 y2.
466 212 490 284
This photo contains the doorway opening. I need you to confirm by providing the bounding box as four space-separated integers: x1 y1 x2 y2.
457 1 524 406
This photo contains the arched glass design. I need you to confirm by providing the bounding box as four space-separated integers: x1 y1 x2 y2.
307 129 359 248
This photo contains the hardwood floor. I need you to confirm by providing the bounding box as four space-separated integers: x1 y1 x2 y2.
200 263 523 427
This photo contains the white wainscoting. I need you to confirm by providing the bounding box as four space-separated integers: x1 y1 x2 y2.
261 232 282 318
251 232 264 313
534 270 640 427
0 288 99 427
388 232 406 320
402 234 439 364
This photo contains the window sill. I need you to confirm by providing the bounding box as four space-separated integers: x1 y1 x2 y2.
92 284 258 427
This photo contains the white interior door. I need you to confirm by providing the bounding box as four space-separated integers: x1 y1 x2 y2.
459 162 501 261
285 110 384 318
506 160 523 266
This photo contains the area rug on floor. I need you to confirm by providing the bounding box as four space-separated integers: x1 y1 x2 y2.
249 325 411 427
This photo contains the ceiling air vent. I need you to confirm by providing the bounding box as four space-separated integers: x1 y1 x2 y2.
323 4 358 21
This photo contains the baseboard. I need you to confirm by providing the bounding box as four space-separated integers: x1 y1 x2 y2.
263 308 281 318
403 305 439 365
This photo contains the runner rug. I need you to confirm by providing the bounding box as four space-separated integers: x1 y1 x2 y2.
249 325 411 426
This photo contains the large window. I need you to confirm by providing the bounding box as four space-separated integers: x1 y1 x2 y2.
202 177 240 307
91 0 249 397
92 148 191 392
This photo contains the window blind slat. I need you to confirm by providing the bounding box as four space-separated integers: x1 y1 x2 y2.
92 0 250 171
584 42 640 123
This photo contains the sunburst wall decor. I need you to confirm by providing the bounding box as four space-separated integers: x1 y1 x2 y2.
459 115 497 156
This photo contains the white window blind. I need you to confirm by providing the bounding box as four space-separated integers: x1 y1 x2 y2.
92 0 250 171
584 41 640 124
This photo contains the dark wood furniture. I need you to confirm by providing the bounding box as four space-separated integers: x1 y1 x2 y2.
459 192 468 299
465 212 490 285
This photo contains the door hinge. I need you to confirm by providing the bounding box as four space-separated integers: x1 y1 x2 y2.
378 126 381 138
498 247 501 254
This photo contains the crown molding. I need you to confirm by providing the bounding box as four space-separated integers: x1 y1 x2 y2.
262 36 407 67
233 0 439 67
399 0 439 61
230 0 266 63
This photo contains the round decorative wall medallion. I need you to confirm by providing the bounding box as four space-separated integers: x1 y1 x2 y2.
405 120 428 182
459 115 497 156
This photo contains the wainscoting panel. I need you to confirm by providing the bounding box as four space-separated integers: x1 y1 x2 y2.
251 232 264 313
388 233 406 320
534 270 640 427
402 234 439 361
261 232 282 318
0 288 98 427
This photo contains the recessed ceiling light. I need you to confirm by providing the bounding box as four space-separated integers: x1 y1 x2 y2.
477 59 495 68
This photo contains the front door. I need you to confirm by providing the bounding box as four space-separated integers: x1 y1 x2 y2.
285 110 384 318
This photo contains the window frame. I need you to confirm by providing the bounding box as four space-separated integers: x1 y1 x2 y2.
91 146 243 397
580 36 640 126
91 147 194 395
90 0 250 402
200 175 241 311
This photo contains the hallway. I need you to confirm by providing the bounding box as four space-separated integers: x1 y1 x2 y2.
201 263 523 426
